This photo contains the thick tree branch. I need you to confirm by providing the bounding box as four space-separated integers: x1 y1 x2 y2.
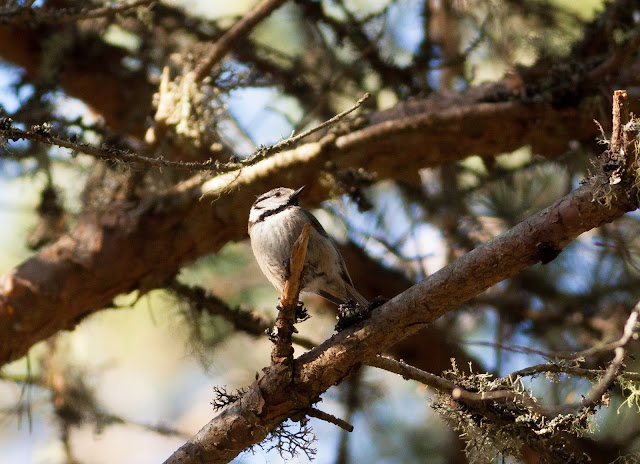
0 98 636 367
162 173 638 463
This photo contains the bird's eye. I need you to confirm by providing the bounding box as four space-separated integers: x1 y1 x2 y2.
275 192 281 197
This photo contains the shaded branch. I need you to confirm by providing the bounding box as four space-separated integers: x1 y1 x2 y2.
169 281 317 350
162 171 639 463
307 408 353 433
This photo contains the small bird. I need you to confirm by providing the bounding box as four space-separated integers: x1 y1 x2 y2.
248 186 368 308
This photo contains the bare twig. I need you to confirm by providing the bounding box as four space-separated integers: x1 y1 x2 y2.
367 356 541 410
307 408 354 432
611 89 629 153
0 93 369 173
367 356 462 392
241 92 370 166
191 0 289 83
370 301 640 418
606 89 634 185
507 363 640 383
271 223 310 365
535 303 640 416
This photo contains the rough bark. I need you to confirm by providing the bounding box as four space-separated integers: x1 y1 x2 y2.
163 175 638 463
0 94 604 367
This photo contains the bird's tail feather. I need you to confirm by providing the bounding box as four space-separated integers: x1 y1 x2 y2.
346 285 369 308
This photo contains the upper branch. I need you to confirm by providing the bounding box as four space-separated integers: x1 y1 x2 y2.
0 94 369 173
191 0 289 83
0 89 634 368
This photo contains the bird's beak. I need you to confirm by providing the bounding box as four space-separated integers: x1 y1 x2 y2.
292 186 306 198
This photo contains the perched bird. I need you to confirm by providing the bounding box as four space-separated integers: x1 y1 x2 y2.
248 186 368 308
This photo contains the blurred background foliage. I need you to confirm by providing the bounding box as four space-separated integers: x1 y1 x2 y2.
2 0 640 463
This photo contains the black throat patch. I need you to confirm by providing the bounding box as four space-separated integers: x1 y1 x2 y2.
250 195 299 226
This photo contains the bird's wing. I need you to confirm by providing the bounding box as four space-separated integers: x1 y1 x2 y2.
301 209 330 238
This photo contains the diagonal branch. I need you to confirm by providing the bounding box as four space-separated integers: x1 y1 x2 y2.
0 95 634 368
0 93 369 173
162 172 638 463
191 0 289 83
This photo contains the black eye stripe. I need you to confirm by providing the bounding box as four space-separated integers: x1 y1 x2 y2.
254 189 289 206
253 194 273 205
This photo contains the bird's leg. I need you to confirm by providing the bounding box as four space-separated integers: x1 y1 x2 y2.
335 296 387 332
295 301 310 323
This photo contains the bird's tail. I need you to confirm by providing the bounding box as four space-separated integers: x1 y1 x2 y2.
346 285 369 308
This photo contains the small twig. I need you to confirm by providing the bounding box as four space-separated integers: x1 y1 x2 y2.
506 363 640 383
607 89 636 185
307 408 354 432
367 356 541 411
611 89 629 153
271 223 310 365
461 330 635 362
0 93 369 174
241 92 370 166
535 303 640 416
367 356 459 392
191 0 288 83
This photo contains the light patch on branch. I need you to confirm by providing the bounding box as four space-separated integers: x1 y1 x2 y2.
271 223 310 365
